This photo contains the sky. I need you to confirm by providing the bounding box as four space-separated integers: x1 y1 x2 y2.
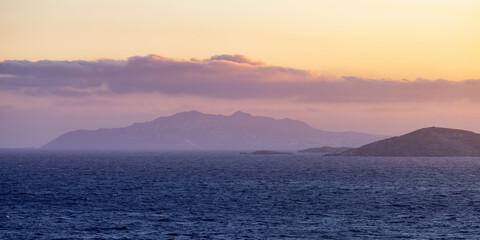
1 0 480 147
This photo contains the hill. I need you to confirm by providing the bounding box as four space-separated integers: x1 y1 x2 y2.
337 127 480 157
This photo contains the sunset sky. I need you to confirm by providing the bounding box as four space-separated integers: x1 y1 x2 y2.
1 0 480 147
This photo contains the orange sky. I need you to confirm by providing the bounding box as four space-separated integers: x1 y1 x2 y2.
1 0 479 80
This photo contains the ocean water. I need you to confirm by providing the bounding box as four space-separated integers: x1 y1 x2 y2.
1 151 480 239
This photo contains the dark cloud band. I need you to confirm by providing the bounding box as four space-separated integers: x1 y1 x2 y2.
1 54 479 103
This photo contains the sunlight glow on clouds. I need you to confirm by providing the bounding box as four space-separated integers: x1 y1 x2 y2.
1 54 479 103
1 0 479 80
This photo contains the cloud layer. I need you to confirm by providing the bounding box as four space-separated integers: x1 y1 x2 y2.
1 54 479 103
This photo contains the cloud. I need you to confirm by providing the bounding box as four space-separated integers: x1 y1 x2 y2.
208 54 265 65
1 54 479 103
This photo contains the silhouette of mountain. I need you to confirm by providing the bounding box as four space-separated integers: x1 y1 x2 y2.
43 110 386 150
337 127 480 157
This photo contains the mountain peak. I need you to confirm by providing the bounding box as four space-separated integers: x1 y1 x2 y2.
172 110 205 117
231 111 252 117
178 110 203 115
413 127 474 137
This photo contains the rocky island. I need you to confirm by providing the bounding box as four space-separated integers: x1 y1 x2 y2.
251 150 292 155
336 127 480 157
298 147 352 153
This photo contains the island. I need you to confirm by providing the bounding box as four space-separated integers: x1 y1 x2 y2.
298 147 352 153
251 150 292 155
42 110 386 150
334 127 480 157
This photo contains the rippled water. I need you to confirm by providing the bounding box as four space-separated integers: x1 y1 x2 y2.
2 150 480 239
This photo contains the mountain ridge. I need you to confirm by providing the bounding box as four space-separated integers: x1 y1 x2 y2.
43 111 387 150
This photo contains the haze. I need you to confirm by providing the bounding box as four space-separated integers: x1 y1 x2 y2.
1 0 479 148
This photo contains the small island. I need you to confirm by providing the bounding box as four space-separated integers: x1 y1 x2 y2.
298 147 352 153
251 150 292 155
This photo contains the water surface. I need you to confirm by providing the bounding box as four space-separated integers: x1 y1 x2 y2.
1 150 480 239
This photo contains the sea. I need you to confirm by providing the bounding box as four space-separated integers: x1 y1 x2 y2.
2 150 480 239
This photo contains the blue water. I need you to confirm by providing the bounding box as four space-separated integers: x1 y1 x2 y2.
2 151 480 239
